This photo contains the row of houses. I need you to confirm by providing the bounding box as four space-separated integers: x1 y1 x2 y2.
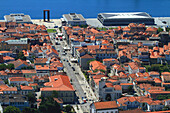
61 24 170 112
90 100 170 113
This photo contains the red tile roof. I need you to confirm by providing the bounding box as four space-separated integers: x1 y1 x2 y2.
20 85 33 90
8 59 29 69
3 87 17 91
8 77 27 82
41 75 74 91
94 101 118 110
89 61 107 71
81 54 94 59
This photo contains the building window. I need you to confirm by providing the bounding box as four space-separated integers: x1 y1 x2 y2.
115 111 118 113
61 93 63 97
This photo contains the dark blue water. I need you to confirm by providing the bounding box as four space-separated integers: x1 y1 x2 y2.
0 0 169 19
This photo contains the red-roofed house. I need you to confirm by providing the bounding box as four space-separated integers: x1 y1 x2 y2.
117 97 140 110
35 65 50 76
103 58 119 68
89 61 107 72
8 59 29 70
19 85 34 95
120 83 133 92
41 75 75 103
149 71 160 79
147 100 164 111
21 70 37 78
128 62 140 74
3 56 15 63
8 77 28 86
3 87 18 94
90 101 118 113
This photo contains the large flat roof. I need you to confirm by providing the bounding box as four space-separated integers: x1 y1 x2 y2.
63 13 86 21
98 12 153 19
4 13 32 23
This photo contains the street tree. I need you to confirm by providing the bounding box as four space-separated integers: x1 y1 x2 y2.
4 106 21 113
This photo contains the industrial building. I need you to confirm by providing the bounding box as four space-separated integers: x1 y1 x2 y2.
62 13 87 26
97 12 154 26
4 13 32 24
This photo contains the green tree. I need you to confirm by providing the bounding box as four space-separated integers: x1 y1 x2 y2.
21 66 34 69
63 105 72 113
157 27 163 33
26 92 36 107
38 97 61 113
128 86 133 92
7 64 14 70
4 106 21 113
0 64 7 70
22 107 38 113
16 52 26 60
162 106 170 111
156 95 167 100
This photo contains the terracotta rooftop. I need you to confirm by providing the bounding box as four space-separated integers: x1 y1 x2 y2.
20 85 33 90
41 75 74 91
81 54 94 59
9 77 27 82
94 101 118 110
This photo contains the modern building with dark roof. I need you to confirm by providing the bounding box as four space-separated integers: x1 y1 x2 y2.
4 13 32 24
62 13 87 26
97 12 154 26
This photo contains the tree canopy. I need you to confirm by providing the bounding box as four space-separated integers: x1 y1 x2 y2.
4 106 21 113
22 107 38 113
21 66 34 69
15 52 26 60
39 97 61 113
0 63 14 71
38 91 61 113
26 92 36 105
63 105 73 113
145 64 170 73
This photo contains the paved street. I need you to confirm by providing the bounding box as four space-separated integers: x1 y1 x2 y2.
49 32 98 113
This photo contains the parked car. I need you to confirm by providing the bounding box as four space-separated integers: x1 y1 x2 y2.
72 67 75 71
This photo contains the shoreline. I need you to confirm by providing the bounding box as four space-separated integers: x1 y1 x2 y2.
0 17 170 21
1 17 170 28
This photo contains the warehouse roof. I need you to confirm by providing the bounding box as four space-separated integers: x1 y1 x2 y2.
98 12 153 19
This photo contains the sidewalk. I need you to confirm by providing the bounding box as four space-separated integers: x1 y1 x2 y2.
75 64 98 101
72 105 83 113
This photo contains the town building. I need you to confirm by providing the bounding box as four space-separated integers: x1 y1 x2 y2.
90 101 118 113
0 38 30 51
97 12 154 26
4 13 32 24
40 75 75 103
62 13 87 26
